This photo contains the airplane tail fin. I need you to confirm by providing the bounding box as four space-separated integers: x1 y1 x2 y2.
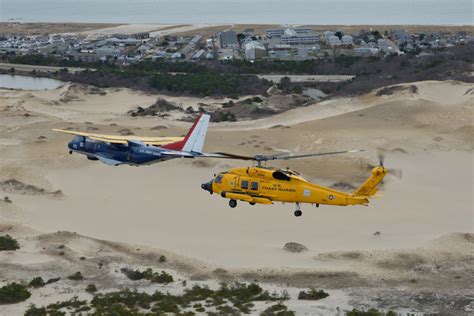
352 166 388 198
161 114 210 153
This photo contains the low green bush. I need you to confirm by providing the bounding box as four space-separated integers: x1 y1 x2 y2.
261 303 296 316
347 308 397 316
0 235 20 251
86 284 97 293
297 288 329 300
0 283 31 304
67 272 84 281
121 268 174 284
28 277 46 288
24 305 47 316
23 282 291 314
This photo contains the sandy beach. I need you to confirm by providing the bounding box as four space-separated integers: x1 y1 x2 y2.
1 22 472 37
0 79 473 314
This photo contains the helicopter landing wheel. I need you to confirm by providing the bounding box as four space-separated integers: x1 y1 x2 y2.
229 199 237 208
294 203 302 217
249 202 256 206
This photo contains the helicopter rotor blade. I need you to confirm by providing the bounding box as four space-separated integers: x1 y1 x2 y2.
206 152 255 160
377 151 385 167
267 149 364 161
388 168 403 179
206 149 364 163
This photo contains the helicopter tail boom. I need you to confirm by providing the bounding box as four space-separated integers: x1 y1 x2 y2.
352 166 388 198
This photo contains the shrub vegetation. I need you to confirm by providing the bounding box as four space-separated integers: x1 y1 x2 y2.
0 235 20 251
261 303 296 316
28 277 46 288
121 268 174 284
347 308 397 316
297 288 329 300
24 282 290 314
67 272 84 281
86 284 98 293
0 283 31 304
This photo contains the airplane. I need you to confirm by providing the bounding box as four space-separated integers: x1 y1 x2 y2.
54 114 212 166
201 151 400 216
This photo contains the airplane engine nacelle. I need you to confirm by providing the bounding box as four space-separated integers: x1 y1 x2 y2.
87 155 99 161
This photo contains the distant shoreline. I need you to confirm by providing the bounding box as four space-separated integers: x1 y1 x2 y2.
1 22 473 36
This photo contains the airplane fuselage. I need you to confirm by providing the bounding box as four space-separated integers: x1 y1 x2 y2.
68 137 174 165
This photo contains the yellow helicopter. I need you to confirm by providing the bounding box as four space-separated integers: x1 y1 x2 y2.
201 150 400 216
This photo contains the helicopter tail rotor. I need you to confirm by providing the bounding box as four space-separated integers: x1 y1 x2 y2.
366 150 403 188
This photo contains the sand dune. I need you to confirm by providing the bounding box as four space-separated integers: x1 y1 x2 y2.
0 80 473 314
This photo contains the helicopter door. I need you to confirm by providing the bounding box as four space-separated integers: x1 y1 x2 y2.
227 175 238 190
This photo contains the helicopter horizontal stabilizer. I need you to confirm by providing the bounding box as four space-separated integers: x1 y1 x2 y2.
352 166 388 197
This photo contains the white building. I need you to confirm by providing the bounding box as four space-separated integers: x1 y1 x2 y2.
328 35 341 46
324 31 335 41
192 49 206 60
266 27 315 38
281 29 319 45
342 35 353 45
377 39 391 52
244 40 266 60
354 47 379 56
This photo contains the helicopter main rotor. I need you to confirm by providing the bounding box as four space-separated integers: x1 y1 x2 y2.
208 149 364 167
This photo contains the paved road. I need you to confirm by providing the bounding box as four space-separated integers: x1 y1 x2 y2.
257 74 354 83
0 63 93 73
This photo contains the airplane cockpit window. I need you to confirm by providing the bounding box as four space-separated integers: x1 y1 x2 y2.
214 175 223 184
72 135 83 142
272 171 291 181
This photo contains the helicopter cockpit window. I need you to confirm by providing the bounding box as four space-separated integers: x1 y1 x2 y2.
241 180 249 190
214 175 223 184
272 171 291 181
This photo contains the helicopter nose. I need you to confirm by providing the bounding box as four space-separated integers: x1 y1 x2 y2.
201 181 213 194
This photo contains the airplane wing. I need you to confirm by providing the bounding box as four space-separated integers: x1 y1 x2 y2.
96 155 123 166
53 129 184 146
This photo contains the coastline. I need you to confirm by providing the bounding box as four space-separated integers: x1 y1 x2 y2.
1 22 473 36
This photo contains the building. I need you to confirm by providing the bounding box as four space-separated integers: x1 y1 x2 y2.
280 29 319 45
244 40 266 60
324 31 335 41
354 47 379 56
70 50 100 62
189 35 202 47
96 46 125 58
341 35 353 45
328 35 341 46
266 28 285 38
192 49 206 60
392 29 411 43
266 27 313 38
219 31 238 48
